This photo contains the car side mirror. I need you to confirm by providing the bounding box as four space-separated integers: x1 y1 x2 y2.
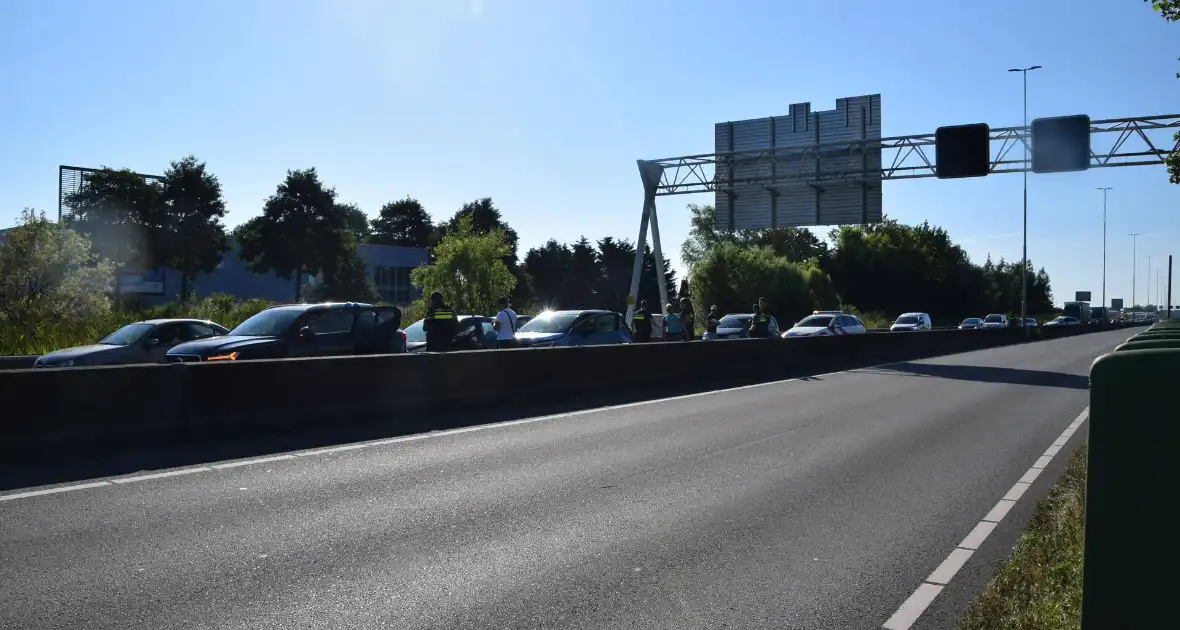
298 326 316 340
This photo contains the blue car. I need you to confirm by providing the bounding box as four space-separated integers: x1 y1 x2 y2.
513 310 632 348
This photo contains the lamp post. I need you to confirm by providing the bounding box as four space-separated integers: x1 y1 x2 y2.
1148 255 1154 310
1096 187 1111 312
1130 233 1140 311
1009 65 1041 333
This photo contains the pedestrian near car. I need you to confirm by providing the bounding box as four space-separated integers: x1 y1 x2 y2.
679 298 695 341
703 305 720 340
662 303 683 341
494 297 518 349
423 292 458 352
750 303 771 339
631 300 653 343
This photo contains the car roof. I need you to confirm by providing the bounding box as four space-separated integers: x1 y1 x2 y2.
266 302 377 312
138 318 221 325
541 309 614 316
898 312 928 317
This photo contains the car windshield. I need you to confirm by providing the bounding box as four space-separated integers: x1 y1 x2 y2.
895 316 920 325
99 323 155 346
229 308 304 337
984 314 1005 323
796 315 834 328
519 311 580 334
962 318 982 325
718 315 749 328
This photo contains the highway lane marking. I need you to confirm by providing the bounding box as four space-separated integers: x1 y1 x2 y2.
882 407 1089 630
0 480 111 502
112 467 212 483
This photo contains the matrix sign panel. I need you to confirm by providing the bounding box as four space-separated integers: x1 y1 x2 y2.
714 94 882 230
1111 298 1124 310
1031 115 1092 174
935 123 990 179
1076 291 1093 302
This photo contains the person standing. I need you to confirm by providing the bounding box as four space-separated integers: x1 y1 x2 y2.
749 303 770 339
423 291 458 352
703 305 720 340
757 296 778 337
662 303 683 341
631 299 653 343
679 297 695 341
494 296 518 349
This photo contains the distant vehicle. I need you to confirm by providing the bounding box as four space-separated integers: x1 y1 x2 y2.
958 317 984 330
1044 316 1081 326
402 315 498 353
513 310 632 348
783 313 866 337
1022 318 1039 327
714 313 780 339
166 302 403 363
1063 301 1092 324
890 312 932 331
980 314 1008 329
35 319 230 368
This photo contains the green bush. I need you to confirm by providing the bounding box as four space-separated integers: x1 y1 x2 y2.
688 242 840 323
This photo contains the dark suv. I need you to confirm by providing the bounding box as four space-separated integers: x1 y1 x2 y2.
166 302 404 363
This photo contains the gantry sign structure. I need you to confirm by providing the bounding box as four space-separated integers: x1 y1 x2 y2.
624 93 1180 320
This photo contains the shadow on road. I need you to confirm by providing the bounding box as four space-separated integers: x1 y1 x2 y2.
869 362 1090 390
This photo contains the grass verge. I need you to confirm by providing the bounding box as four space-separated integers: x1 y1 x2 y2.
959 443 1087 630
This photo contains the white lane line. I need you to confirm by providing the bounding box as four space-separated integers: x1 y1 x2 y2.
211 455 294 470
113 467 212 483
0 481 111 502
881 406 1089 629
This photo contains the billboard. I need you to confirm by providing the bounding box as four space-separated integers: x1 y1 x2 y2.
1075 291 1092 302
118 267 165 295
714 94 882 230
1111 298 1124 310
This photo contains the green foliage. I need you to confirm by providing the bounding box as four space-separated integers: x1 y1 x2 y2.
158 156 231 298
1148 0 1180 182
63 167 165 269
308 232 381 303
368 197 434 247
681 203 829 270
338 203 372 244
0 293 272 356
689 242 835 323
235 168 360 301
410 215 516 315
0 209 116 331
522 236 677 312
438 198 534 307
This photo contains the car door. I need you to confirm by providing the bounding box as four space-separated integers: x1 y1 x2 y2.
578 314 621 346
453 317 483 351
144 323 186 362
478 319 499 349
291 309 357 357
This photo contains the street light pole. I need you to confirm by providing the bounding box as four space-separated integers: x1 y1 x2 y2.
1148 255 1154 310
1130 233 1140 312
1010 65 1041 333
1097 187 1111 312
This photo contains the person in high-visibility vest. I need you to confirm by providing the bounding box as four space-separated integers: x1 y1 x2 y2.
423 292 458 352
631 300 653 343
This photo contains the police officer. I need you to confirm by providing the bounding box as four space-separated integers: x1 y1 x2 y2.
631 299 653 343
750 303 771 339
423 291 458 352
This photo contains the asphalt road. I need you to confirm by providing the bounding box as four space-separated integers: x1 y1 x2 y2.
0 330 1122 630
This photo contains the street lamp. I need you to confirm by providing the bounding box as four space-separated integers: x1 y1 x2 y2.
1130 233 1140 310
1009 65 1041 332
1148 255 1154 309
1097 187 1111 310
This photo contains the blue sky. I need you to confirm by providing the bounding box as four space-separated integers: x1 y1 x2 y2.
1 0 1177 308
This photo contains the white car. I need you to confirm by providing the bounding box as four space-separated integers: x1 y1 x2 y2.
890 312 932 331
980 314 1009 329
783 312 867 337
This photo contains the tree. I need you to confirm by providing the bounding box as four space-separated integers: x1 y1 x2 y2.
681 203 828 270
1148 0 1180 182
308 232 380 302
441 197 533 307
0 209 115 327
689 241 834 322
62 167 163 269
522 240 571 309
368 197 434 247
339 203 372 244
641 244 678 309
235 168 350 301
410 215 516 315
158 156 231 300
595 237 635 312
566 237 600 309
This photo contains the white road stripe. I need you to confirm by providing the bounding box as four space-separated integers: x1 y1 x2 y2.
0 481 111 502
211 455 294 470
113 467 212 483
881 406 1089 629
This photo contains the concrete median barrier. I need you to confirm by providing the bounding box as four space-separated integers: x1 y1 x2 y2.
0 322 1130 462
0 356 37 370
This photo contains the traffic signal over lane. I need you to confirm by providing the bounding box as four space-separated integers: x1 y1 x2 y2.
1031 114 1091 174
935 123 990 179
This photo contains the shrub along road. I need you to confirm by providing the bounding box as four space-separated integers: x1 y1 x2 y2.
0 330 1124 630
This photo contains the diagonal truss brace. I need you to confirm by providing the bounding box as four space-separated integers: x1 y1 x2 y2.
650 114 1180 196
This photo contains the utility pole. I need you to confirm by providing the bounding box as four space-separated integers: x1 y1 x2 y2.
1009 65 1041 335
1097 187 1111 311
1130 233 1140 312
1148 255 1154 310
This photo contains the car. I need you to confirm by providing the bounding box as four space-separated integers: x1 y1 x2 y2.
958 317 984 330
513 310 633 348
783 312 866 337
166 302 404 363
402 315 499 353
1043 316 1081 326
980 314 1009 329
890 312 932 331
712 313 781 339
35 318 230 368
